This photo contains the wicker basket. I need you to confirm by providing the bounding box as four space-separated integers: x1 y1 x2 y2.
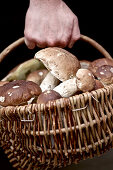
0 35 113 170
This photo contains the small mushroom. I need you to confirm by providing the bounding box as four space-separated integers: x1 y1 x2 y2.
26 69 48 85
94 79 104 90
94 65 113 85
80 60 91 69
40 72 60 92
54 69 95 97
35 47 80 81
89 58 113 74
76 68 95 92
0 80 42 107
37 90 62 104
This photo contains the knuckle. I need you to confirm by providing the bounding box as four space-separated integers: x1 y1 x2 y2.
47 39 56 47
60 34 71 47
36 39 46 48
60 40 67 47
73 36 80 42
73 31 81 41
25 40 35 49
24 31 33 41
74 15 79 24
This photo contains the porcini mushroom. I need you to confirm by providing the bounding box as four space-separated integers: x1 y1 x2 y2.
40 72 60 92
54 69 95 97
94 65 113 85
89 58 113 74
37 90 62 104
0 80 42 107
76 68 95 92
35 47 80 81
26 69 48 85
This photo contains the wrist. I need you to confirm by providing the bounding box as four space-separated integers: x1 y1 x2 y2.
30 0 62 7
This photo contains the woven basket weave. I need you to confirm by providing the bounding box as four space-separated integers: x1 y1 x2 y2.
0 35 113 169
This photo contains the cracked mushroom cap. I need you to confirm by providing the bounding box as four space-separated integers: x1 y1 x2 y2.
37 90 62 104
35 47 80 81
94 65 113 85
0 80 42 107
26 69 48 85
89 58 113 74
76 69 95 92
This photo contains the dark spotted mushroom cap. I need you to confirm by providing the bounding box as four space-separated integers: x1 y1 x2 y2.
94 65 113 85
26 69 48 85
89 58 113 74
37 90 62 104
0 80 42 107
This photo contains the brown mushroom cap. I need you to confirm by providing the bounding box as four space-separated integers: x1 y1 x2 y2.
26 69 48 85
76 69 95 92
80 60 91 69
94 79 104 90
35 47 80 81
94 65 113 85
89 58 113 74
37 90 62 104
0 80 42 107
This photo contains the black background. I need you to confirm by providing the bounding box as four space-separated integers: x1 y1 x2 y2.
0 1 113 170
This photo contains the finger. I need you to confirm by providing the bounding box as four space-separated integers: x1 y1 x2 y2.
57 39 69 48
46 38 68 48
35 38 47 48
51 30 71 48
46 37 58 47
68 19 80 48
24 38 36 49
36 42 47 48
59 33 72 48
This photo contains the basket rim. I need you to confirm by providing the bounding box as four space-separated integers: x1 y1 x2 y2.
0 83 113 115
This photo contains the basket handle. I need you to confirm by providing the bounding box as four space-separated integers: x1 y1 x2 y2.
80 34 112 59
0 34 112 63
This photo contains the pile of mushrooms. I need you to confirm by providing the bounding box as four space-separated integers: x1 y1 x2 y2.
0 47 113 107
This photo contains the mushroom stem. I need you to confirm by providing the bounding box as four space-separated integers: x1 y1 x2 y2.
53 77 78 97
40 72 60 92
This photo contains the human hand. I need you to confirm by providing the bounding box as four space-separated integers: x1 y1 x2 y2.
24 0 80 49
